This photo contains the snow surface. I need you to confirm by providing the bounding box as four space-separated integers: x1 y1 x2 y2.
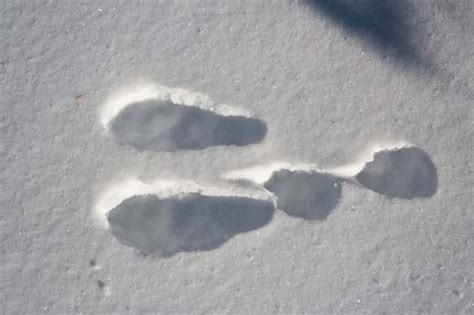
1 0 473 313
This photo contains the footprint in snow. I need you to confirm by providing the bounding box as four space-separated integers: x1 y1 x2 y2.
96 83 438 256
355 146 437 199
265 169 342 220
224 143 437 221
225 163 342 220
329 143 438 199
94 179 275 256
100 84 267 151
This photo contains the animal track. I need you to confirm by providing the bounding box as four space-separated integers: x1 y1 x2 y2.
95 179 274 255
355 146 437 198
225 143 438 220
101 84 267 151
96 83 438 256
264 170 342 220
329 143 438 199
225 163 342 220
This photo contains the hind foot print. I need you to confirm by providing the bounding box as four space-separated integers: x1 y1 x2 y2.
100 83 267 151
355 145 438 199
225 163 342 220
94 179 274 256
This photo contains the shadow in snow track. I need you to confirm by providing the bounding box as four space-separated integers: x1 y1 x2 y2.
356 146 438 199
109 100 267 152
107 193 275 256
264 169 342 220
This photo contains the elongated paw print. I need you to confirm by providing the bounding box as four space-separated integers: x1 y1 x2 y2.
100 84 267 151
95 84 438 256
94 179 274 255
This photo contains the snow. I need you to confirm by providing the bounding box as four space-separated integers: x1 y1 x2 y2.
1 0 473 313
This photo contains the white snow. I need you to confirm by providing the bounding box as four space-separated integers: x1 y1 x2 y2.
1 0 473 313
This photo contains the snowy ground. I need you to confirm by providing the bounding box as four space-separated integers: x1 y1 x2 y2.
1 0 473 313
